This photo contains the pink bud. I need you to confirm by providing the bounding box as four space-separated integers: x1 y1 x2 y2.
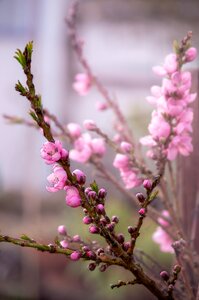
88 191 97 200
83 119 97 131
96 204 105 214
57 225 67 236
83 216 92 224
72 169 86 185
70 251 81 261
120 141 132 153
185 47 197 62
65 186 81 208
139 208 146 216
98 188 107 198
123 241 130 251
89 225 100 234
72 235 81 242
73 73 91 96
143 179 152 190
60 240 69 248
95 101 108 111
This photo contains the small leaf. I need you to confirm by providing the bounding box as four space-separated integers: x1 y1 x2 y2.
149 190 159 202
14 49 26 68
90 180 99 193
173 40 180 54
29 110 38 122
15 81 27 96
20 234 35 243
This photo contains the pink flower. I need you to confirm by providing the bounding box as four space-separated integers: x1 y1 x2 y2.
152 227 174 253
141 49 196 161
153 54 177 76
41 140 68 164
120 170 142 189
158 210 170 227
70 134 92 163
148 113 171 139
185 47 197 62
46 165 67 192
73 73 91 96
67 123 82 139
90 138 106 156
167 135 193 160
113 154 129 170
65 186 81 208
153 210 173 253
70 134 106 163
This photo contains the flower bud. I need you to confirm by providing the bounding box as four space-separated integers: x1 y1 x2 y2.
72 169 86 185
96 248 104 256
65 186 81 208
98 188 107 198
86 251 96 260
89 225 100 234
82 246 90 252
70 251 81 261
99 264 107 272
72 235 81 242
83 216 93 225
96 204 105 214
83 119 97 131
95 101 108 111
85 187 92 196
173 265 181 273
111 216 119 223
128 226 134 234
120 141 132 153
138 208 146 216
88 263 96 271
117 233 125 244
60 240 69 248
107 223 115 232
160 271 169 281
88 191 97 200
136 193 145 203
57 225 67 236
122 241 130 251
185 47 197 62
143 179 152 190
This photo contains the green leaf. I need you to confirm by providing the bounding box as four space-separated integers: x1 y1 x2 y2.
149 190 159 202
173 40 180 54
90 180 99 193
14 49 26 68
15 80 27 96
25 41 33 62
20 234 35 243
29 110 38 122
54 236 60 246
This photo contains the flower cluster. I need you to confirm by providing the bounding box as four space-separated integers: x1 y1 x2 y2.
113 153 142 189
41 140 82 207
140 47 197 161
67 122 106 163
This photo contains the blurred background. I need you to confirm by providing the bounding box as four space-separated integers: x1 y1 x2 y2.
0 0 198 299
